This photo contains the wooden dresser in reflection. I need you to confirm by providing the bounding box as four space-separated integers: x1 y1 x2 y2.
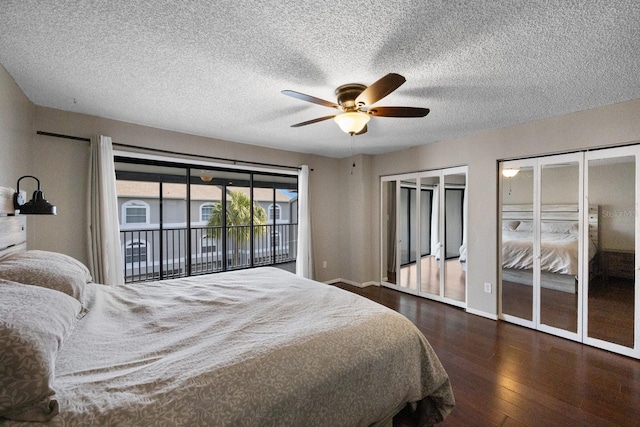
601 249 635 280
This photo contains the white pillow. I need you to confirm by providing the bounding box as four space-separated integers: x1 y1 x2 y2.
0 280 83 421
541 221 578 234
515 221 534 232
502 220 520 231
0 250 92 307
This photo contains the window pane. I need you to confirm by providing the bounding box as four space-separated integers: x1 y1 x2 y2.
270 205 281 220
126 206 147 223
201 205 214 222
126 242 147 263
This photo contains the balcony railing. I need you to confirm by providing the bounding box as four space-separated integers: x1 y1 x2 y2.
120 223 298 283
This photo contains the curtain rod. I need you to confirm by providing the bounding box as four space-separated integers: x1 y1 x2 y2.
36 131 302 171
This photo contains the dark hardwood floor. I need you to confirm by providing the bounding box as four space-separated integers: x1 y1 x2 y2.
334 283 640 426
502 277 635 348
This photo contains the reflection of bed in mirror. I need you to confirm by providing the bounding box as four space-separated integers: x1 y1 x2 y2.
501 204 598 293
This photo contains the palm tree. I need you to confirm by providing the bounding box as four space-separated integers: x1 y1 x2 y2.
206 190 267 267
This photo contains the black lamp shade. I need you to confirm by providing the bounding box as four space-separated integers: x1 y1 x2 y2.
13 176 57 215
18 190 57 215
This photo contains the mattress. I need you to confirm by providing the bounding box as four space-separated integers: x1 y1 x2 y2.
502 229 595 275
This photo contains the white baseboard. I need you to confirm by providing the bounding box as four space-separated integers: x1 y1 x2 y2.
465 307 498 320
324 278 379 288
326 278 499 320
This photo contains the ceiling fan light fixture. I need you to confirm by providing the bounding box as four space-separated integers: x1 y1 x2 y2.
333 111 370 135
502 168 520 178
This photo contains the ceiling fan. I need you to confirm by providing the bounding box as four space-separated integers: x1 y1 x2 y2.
282 73 429 135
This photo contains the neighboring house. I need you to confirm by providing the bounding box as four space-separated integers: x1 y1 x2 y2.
116 180 298 281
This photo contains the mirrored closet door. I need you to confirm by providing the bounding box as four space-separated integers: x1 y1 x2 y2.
500 153 583 342
500 159 536 324
500 147 640 358
381 166 467 308
584 147 639 357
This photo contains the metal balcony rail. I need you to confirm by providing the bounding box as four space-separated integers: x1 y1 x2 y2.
120 223 298 283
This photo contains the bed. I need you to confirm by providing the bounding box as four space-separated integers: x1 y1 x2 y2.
0 188 454 426
501 204 598 293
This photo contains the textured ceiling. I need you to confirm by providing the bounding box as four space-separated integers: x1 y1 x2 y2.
1 1 639 158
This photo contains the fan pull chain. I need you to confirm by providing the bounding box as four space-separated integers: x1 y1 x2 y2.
350 134 355 175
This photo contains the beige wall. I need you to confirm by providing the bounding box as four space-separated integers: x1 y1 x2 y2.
369 98 640 315
31 106 348 281
0 63 33 198
0 63 43 245
3 59 640 317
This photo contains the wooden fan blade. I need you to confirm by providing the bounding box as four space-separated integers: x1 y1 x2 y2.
282 90 341 109
368 106 430 117
290 115 336 127
355 73 406 106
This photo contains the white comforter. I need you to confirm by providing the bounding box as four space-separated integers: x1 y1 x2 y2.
9 267 453 426
502 230 595 275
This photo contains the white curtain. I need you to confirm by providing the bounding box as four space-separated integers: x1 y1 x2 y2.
296 165 313 279
87 135 124 285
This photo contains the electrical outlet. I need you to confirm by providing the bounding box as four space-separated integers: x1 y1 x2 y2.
484 282 492 293
322 261 327 268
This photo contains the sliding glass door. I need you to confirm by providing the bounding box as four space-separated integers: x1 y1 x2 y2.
115 157 298 283
381 166 467 308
